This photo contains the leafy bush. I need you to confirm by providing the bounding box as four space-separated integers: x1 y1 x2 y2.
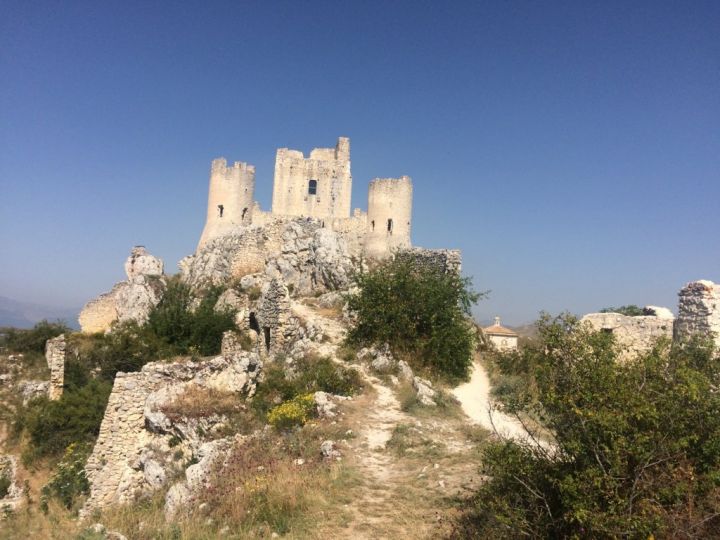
346 257 480 382
0 320 71 354
40 442 91 512
458 313 720 538
599 304 645 316
147 277 235 356
267 393 316 429
16 378 111 462
252 355 363 417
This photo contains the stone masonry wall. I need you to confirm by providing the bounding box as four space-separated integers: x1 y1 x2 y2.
44 334 65 400
271 137 352 221
82 351 261 516
674 280 720 348
581 311 674 361
396 248 463 275
364 177 413 259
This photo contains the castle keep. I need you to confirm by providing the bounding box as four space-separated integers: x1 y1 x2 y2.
198 137 412 258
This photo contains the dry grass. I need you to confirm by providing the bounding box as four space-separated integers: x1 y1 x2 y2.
97 422 361 539
159 384 242 421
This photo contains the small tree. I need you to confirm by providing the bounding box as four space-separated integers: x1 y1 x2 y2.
346 257 480 382
458 314 720 538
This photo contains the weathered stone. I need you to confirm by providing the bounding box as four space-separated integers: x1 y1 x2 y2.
397 360 414 381
674 280 720 349
413 376 437 407
79 247 166 333
581 311 674 361
320 440 341 460
82 352 260 516
314 391 337 418
18 380 49 405
125 246 163 280
45 334 65 400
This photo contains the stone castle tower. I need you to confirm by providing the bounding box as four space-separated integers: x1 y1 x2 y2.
198 159 255 248
196 136 413 258
364 177 413 258
271 137 352 220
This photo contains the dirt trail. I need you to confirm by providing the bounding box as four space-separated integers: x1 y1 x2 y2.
451 357 531 440
291 301 485 538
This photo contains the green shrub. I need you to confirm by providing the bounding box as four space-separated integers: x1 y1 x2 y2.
346 257 480 382
267 393 316 429
458 314 720 538
252 356 363 417
0 320 70 354
148 277 235 356
16 378 111 462
40 442 91 512
599 304 645 316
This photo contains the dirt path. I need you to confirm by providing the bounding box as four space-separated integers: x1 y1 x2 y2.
293 301 484 538
451 357 531 441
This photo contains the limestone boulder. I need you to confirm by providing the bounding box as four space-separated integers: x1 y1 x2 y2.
413 376 437 407
79 246 166 333
124 246 163 280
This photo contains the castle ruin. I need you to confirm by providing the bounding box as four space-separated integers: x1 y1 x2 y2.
197 137 412 259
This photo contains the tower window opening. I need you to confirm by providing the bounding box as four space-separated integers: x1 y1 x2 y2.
263 327 271 352
371 220 375 231
308 179 318 195
242 207 248 220
387 219 393 233
218 204 224 218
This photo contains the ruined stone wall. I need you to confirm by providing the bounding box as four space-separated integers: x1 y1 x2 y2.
270 137 352 221
396 248 462 275
581 312 674 361
82 352 261 515
198 159 256 249
256 279 292 355
364 177 413 259
674 280 720 348
44 334 65 400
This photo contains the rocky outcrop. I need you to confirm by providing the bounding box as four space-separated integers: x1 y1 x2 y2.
581 309 674 361
45 334 65 400
180 217 355 297
674 280 720 348
81 347 261 516
164 436 242 519
79 246 166 333
18 380 50 405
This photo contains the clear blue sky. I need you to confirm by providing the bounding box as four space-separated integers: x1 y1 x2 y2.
1 1 718 325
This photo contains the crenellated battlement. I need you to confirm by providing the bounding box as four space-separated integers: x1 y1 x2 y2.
198 136 416 259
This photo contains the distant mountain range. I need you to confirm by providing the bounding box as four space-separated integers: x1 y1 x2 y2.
0 296 80 329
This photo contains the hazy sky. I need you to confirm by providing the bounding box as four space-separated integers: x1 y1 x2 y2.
1 1 718 325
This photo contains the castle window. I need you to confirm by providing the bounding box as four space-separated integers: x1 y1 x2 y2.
308 179 317 195
218 204 224 218
371 220 375 231
387 219 393 233
242 207 248 220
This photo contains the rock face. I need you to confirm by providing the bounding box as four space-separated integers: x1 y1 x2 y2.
44 334 65 400
79 247 166 333
180 217 356 297
581 311 674 361
81 349 261 516
674 280 720 348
